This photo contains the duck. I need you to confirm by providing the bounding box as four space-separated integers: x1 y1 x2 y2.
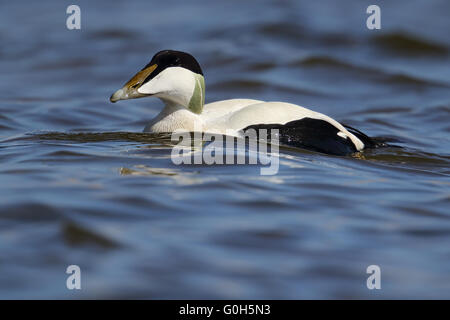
110 50 377 156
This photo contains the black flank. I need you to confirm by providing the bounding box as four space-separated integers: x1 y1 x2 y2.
244 118 363 156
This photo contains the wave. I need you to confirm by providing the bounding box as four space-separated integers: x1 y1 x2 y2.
371 32 448 56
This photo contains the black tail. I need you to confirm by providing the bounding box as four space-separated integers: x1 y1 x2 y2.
343 124 386 148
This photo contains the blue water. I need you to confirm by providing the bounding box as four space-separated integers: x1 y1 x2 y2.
0 0 449 299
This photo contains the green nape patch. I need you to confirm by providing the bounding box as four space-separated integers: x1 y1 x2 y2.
188 74 205 114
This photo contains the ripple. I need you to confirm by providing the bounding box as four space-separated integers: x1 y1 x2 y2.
24 132 172 144
352 106 413 115
358 147 450 176
401 227 450 238
0 203 63 222
86 28 139 40
372 32 448 56
62 222 121 249
291 55 449 88
291 56 366 69
210 79 330 97
32 58 95 71
245 61 278 72
256 22 306 40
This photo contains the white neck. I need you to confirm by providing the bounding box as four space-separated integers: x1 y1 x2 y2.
144 100 203 133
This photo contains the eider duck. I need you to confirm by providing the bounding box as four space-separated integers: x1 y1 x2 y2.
110 50 377 155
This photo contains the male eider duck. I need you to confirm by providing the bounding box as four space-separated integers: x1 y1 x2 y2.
110 50 377 155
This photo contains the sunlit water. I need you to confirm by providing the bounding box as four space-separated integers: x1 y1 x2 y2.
0 0 449 299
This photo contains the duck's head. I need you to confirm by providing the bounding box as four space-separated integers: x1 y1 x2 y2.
110 50 205 114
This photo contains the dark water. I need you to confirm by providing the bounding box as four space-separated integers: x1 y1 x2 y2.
0 0 449 299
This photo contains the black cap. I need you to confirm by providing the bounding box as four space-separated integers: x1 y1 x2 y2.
142 50 203 84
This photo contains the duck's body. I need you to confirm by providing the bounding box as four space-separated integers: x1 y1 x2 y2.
144 99 262 133
144 98 365 151
111 50 375 155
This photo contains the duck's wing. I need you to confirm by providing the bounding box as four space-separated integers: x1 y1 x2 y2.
203 101 366 154
244 118 360 156
202 99 264 119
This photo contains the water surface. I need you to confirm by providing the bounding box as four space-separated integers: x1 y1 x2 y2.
0 0 449 299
